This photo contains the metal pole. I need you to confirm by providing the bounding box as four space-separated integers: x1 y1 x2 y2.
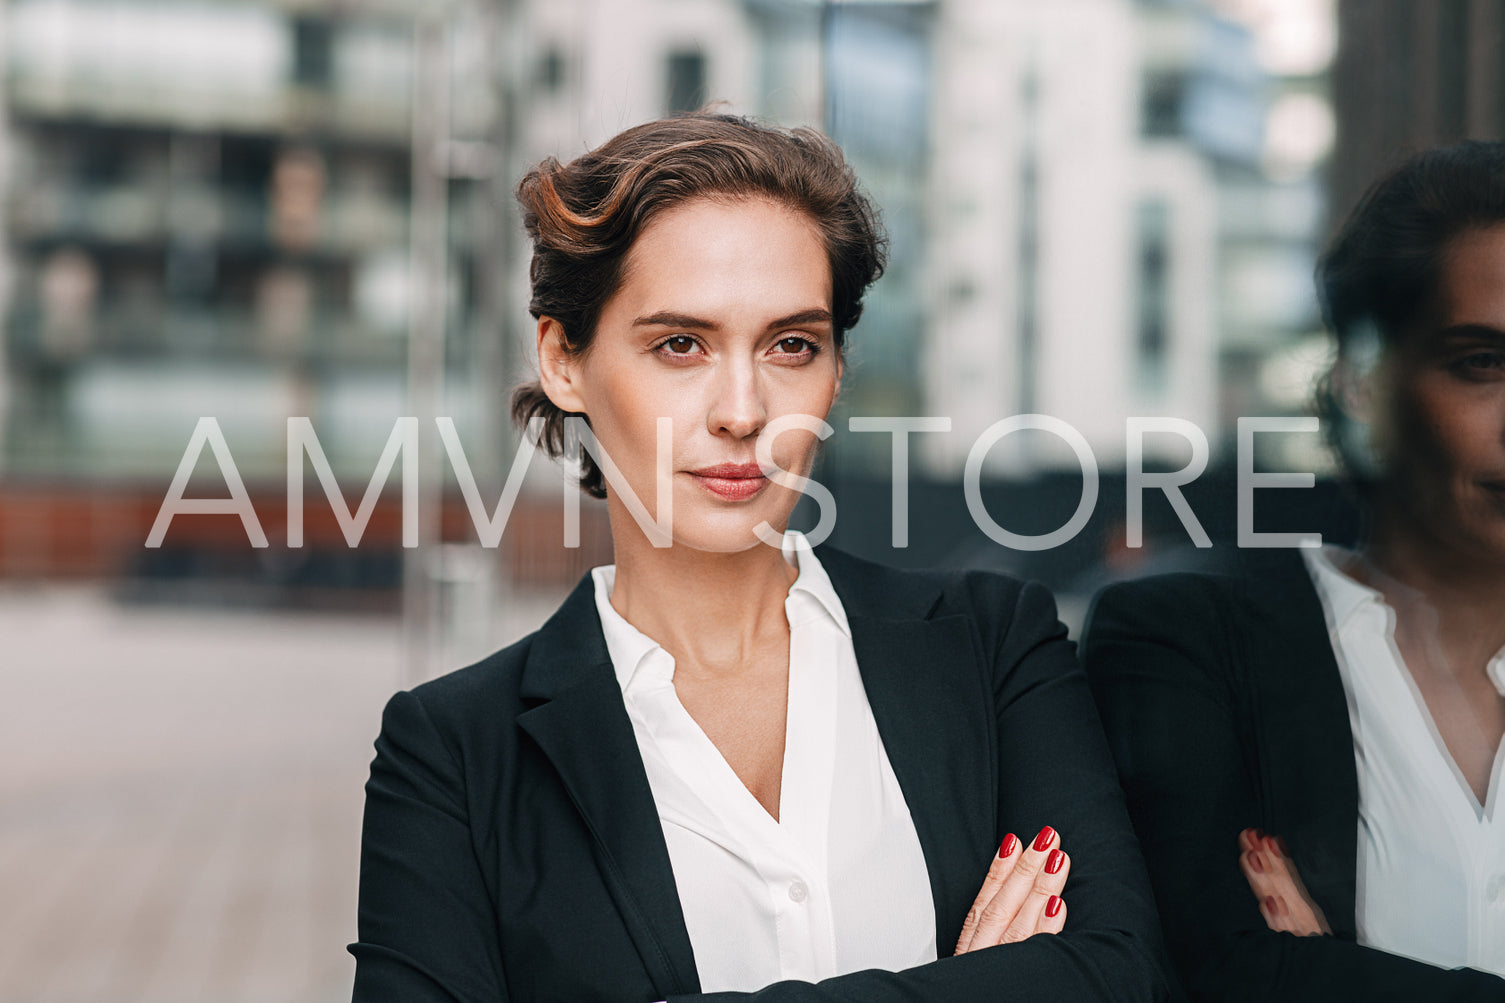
404 17 451 684
0 0 12 477
471 0 523 648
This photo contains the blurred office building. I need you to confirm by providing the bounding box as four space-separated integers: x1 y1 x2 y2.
0 0 508 585
928 0 1331 474
0 0 1336 586
1331 0 1505 217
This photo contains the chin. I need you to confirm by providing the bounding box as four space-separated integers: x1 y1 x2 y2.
1464 530 1505 570
1446 507 1505 569
671 516 786 554
666 494 797 554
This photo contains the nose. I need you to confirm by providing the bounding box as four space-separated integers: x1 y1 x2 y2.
706 355 767 439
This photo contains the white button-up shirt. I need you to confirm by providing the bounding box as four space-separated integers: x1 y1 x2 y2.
591 533 937 993
1304 547 1505 977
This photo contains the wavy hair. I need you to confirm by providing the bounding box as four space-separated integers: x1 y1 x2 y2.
510 112 887 498
1316 140 1505 484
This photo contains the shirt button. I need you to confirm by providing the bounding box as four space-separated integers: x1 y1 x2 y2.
788 880 808 903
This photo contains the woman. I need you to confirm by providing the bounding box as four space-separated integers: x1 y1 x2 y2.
1083 141 1505 1001
350 113 1170 1001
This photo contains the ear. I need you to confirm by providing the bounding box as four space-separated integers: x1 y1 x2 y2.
1331 354 1378 425
536 317 588 414
1328 351 1392 475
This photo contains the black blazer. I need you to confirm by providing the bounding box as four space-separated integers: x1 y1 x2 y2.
350 547 1173 1002
1082 548 1505 1002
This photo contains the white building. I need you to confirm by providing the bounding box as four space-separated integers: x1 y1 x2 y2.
923 0 1222 475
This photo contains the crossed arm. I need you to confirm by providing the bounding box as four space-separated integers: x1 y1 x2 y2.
1082 578 1505 1002
352 581 1172 1001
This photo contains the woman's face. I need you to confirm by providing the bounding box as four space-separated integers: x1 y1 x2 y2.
538 196 839 553
1373 224 1505 565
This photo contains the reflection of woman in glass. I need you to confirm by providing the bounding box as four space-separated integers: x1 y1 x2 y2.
1084 142 1505 1000
350 113 1171 1000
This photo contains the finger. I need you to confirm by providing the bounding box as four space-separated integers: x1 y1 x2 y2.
1266 860 1321 935
1262 845 1295 884
1237 828 1259 854
954 833 1022 955
1256 853 1301 910
1271 894 1297 933
1263 833 1291 859
1239 848 1277 900
1257 847 1329 936
967 825 1059 950
1263 838 1331 935
1258 894 1281 931
1264 833 1310 904
1038 894 1066 935
1001 847 1070 944
1286 899 1323 936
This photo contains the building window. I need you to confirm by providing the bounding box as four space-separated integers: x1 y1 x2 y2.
665 51 707 114
537 46 566 92
1141 72 1185 138
292 17 334 89
1136 199 1171 394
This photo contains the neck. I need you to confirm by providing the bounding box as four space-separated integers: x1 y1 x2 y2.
607 513 799 680
1357 505 1505 667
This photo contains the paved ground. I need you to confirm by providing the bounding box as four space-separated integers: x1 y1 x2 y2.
0 583 567 1003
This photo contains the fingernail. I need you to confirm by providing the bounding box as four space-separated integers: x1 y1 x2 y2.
1249 852 1265 874
1032 826 1056 852
1254 827 1266 839
1045 895 1063 918
1045 848 1065 874
1264 895 1277 913
999 833 1018 858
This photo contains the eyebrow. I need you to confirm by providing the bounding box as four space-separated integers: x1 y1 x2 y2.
1437 323 1505 343
632 308 834 331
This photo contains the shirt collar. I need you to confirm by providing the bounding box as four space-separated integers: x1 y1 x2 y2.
1305 546 1505 698
590 531 851 694
782 531 851 637
591 564 664 693
1303 545 1386 631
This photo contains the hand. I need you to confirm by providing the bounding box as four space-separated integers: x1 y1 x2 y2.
1238 828 1331 937
954 825 1069 954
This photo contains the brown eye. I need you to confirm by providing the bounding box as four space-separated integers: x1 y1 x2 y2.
775 337 811 354
1452 351 1505 377
662 336 698 354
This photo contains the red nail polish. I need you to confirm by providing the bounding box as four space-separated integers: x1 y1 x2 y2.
998 833 1019 859
1249 852 1264 874
1045 848 1064 874
1045 895 1063 918
1263 895 1277 914
1032 826 1056 852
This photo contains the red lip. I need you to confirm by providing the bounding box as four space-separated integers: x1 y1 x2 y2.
690 463 764 478
687 462 768 501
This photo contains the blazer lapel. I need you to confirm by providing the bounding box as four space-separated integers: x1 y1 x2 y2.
514 550 1001 984
515 580 702 997
1237 549 1361 939
824 550 997 952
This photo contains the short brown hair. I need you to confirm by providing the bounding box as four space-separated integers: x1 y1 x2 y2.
510 111 887 498
1316 140 1505 484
